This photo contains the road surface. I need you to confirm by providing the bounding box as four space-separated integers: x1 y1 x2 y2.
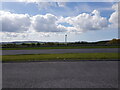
2 48 118 55
2 61 118 88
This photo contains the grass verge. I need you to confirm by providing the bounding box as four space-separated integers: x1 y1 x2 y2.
2 53 119 62
2 46 120 50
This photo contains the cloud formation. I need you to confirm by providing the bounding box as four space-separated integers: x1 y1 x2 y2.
58 10 108 32
31 14 67 32
2 0 119 2
109 3 118 28
36 2 58 10
1 2 118 42
0 3 118 33
0 11 31 32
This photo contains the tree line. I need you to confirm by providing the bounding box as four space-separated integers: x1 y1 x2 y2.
1 39 120 48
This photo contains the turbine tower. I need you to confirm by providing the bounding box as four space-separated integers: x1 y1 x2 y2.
65 34 67 44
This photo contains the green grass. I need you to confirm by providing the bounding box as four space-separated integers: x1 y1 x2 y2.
2 46 120 50
2 53 119 62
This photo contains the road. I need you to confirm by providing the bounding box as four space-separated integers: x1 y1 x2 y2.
2 48 118 55
2 61 118 88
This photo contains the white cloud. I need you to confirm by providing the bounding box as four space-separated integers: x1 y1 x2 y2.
58 10 108 32
35 2 67 11
109 3 118 28
13 0 43 2
1 0 119 2
1 9 111 34
1 32 28 42
18 2 66 10
0 10 68 33
31 13 67 32
57 2 66 7
0 11 31 32
1 3 119 35
1 3 119 42
36 2 57 10
1 31 59 42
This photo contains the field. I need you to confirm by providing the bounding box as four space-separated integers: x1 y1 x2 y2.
2 53 119 62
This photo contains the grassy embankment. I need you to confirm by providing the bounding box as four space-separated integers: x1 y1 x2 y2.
2 46 120 50
2 53 119 62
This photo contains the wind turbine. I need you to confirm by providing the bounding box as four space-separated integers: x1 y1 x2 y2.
65 34 67 44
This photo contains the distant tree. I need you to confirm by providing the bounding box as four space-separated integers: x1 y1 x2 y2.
45 42 55 46
36 42 40 46
107 39 120 45
31 43 36 47
21 43 26 45
81 41 88 44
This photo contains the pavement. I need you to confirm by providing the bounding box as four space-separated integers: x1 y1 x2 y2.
2 48 118 55
2 61 118 88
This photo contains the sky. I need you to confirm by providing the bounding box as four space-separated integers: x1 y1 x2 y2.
0 1 119 42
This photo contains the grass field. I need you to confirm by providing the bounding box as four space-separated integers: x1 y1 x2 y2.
2 46 120 50
2 53 119 62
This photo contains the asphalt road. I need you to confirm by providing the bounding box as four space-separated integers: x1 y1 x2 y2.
2 48 118 55
2 61 118 88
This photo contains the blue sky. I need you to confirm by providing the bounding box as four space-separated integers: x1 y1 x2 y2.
1 2 118 42
2 2 115 17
